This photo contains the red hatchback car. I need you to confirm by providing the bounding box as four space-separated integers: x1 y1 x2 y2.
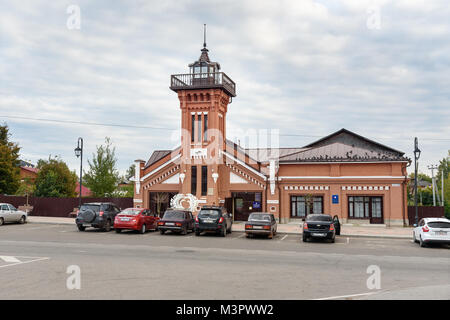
114 208 160 234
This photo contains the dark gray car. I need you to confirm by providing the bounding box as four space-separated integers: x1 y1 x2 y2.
245 213 277 239
75 202 121 232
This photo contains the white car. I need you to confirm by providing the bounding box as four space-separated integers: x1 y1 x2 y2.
413 217 450 247
0 203 28 225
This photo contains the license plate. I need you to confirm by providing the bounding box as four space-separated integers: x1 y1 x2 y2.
121 218 130 221
166 222 174 226
435 231 447 236
253 226 263 229
204 219 214 223
312 233 326 237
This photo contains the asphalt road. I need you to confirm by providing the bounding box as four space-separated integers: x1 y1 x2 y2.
0 223 449 300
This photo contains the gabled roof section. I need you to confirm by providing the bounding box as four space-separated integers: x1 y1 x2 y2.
279 128 409 163
145 150 172 168
245 147 307 163
225 139 260 165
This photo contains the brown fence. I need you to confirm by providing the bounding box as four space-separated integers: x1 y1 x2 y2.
0 195 133 217
407 206 445 225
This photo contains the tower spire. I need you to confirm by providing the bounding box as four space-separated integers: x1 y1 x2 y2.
203 24 207 49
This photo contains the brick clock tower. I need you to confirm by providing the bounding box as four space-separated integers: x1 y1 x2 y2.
170 28 236 207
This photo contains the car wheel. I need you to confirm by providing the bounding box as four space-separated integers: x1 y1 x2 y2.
140 224 146 234
246 233 252 238
77 224 86 231
419 236 427 247
105 220 112 232
115 228 122 233
160 230 165 235
413 232 419 243
0 217 4 226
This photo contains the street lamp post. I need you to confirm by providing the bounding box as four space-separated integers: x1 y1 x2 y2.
74 137 83 209
414 137 421 226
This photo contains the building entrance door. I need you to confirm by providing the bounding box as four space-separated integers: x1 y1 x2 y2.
231 192 262 221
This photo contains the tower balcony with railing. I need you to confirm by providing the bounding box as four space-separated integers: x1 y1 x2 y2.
170 72 236 97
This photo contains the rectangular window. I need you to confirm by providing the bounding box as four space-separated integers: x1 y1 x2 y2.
290 196 323 217
197 114 202 142
191 114 195 142
348 196 382 219
191 166 197 195
201 166 207 196
203 114 208 141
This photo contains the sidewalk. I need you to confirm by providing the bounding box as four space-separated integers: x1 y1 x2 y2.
27 216 413 239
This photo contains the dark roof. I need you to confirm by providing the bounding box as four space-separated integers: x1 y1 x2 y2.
19 160 35 168
145 150 172 168
279 129 409 163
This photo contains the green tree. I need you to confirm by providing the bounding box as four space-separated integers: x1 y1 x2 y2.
126 164 135 182
84 137 120 197
437 150 449 187
0 124 21 195
34 157 77 197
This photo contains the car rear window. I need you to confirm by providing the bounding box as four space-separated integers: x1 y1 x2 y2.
428 222 450 229
198 209 220 218
249 214 271 222
120 209 141 215
163 211 185 220
306 214 332 222
80 204 100 212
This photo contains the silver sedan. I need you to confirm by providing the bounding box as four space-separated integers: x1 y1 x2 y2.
0 203 28 225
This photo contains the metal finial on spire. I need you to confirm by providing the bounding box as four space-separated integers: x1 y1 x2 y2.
203 24 207 48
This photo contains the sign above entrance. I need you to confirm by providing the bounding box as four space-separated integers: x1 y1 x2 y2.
170 193 199 212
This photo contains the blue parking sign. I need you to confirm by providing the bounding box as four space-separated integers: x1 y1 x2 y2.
252 201 261 209
332 195 339 204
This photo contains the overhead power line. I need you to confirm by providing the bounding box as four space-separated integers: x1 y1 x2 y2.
2 114 450 142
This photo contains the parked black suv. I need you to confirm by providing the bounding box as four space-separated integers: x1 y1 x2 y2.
75 202 121 232
195 206 232 237
302 214 341 243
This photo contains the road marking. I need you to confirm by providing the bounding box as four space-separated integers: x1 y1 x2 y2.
314 291 380 300
279 235 288 242
0 255 21 263
0 255 49 269
347 237 350 244
232 233 246 240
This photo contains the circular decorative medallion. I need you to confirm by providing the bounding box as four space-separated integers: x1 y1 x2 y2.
170 193 198 212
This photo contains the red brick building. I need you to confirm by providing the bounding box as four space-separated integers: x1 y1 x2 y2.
134 41 410 226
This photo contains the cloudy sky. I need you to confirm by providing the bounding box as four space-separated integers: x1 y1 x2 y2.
1 0 449 176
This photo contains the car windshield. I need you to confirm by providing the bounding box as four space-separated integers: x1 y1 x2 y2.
249 214 271 222
198 209 220 218
428 222 450 229
120 209 141 215
306 214 332 222
163 211 185 220
80 204 100 212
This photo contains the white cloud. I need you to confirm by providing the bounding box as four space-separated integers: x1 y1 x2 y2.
0 0 448 176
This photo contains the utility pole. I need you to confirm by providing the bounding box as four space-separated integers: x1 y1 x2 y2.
413 138 421 225
442 170 445 207
428 164 438 206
